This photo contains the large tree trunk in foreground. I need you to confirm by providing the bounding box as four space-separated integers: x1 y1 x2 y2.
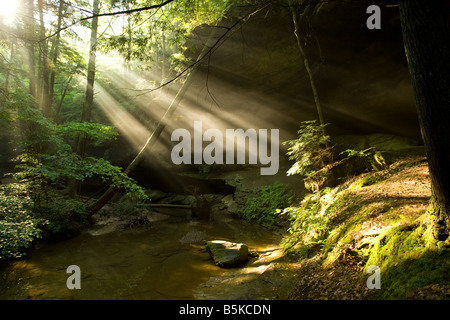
88 30 219 218
399 0 450 241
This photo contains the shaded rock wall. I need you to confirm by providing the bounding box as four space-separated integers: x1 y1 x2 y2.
181 0 420 142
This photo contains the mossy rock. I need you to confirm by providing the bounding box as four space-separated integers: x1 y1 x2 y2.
305 134 425 192
304 155 367 192
332 133 422 156
363 220 450 299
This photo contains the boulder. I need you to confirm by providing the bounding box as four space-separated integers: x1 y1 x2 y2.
221 194 240 214
205 240 249 268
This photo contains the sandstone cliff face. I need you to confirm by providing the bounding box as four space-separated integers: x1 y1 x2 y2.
182 0 420 142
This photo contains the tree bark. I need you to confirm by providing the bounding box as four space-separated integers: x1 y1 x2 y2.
398 0 450 241
4 41 14 91
38 0 51 117
25 0 37 100
69 0 100 196
77 0 100 158
48 0 64 112
161 31 166 85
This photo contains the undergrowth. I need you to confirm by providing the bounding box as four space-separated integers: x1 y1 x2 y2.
242 182 292 228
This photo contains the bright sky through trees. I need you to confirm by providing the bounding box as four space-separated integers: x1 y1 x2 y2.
0 0 19 25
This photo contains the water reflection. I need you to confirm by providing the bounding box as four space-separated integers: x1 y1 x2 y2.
0 210 283 300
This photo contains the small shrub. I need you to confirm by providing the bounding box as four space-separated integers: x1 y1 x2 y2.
283 120 333 177
242 183 292 228
34 196 87 237
114 192 149 216
280 192 331 253
0 184 45 260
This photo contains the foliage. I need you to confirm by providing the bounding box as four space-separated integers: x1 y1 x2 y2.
35 195 87 236
340 147 383 171
242 182 292 228
113 192 149 216
57 121 118 145
100 0 234 78
1 93 148 242
0 184 45 260
283 120 333 177
7 98 145 194
280 187 344 256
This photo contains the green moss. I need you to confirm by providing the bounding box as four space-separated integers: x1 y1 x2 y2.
351 175 379 189
282 185 366 258
281 153 449 299
364 218 450 299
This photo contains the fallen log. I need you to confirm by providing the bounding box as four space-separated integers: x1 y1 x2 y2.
147 203 191 209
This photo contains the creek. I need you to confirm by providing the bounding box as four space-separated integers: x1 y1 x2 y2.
0 206 296 300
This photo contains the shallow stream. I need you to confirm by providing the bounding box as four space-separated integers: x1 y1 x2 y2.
0 208 292 300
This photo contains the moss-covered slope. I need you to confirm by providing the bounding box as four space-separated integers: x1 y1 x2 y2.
284 156 450 299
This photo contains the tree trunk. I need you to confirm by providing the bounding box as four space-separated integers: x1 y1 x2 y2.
161 31 166 85
125 2 132 72
38 0 51 117
54 74 74 124
48 0 64 112
88 30 219 217
25 0 37 100
288 0 324 125
4 41 14 91
69 0 100 196
398 0 450 241
77 0 100 158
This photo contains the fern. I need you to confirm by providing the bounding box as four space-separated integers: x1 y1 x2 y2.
242 183 292 228
283 120 333 177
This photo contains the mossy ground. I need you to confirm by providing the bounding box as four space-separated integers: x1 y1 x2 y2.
284 156 450 299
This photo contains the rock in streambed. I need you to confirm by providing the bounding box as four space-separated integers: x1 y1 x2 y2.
205 240 249 268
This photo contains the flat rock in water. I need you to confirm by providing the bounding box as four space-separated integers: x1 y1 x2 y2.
205 240 249 268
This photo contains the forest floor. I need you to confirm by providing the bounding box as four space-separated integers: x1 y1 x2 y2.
283 155 450 300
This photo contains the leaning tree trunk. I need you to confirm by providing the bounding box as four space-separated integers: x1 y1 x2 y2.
398 0 450 241
88 1 273 217
88 30 219 217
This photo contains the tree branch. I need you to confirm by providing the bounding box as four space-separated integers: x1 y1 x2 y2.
128 0 275 96
39 0 176 42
